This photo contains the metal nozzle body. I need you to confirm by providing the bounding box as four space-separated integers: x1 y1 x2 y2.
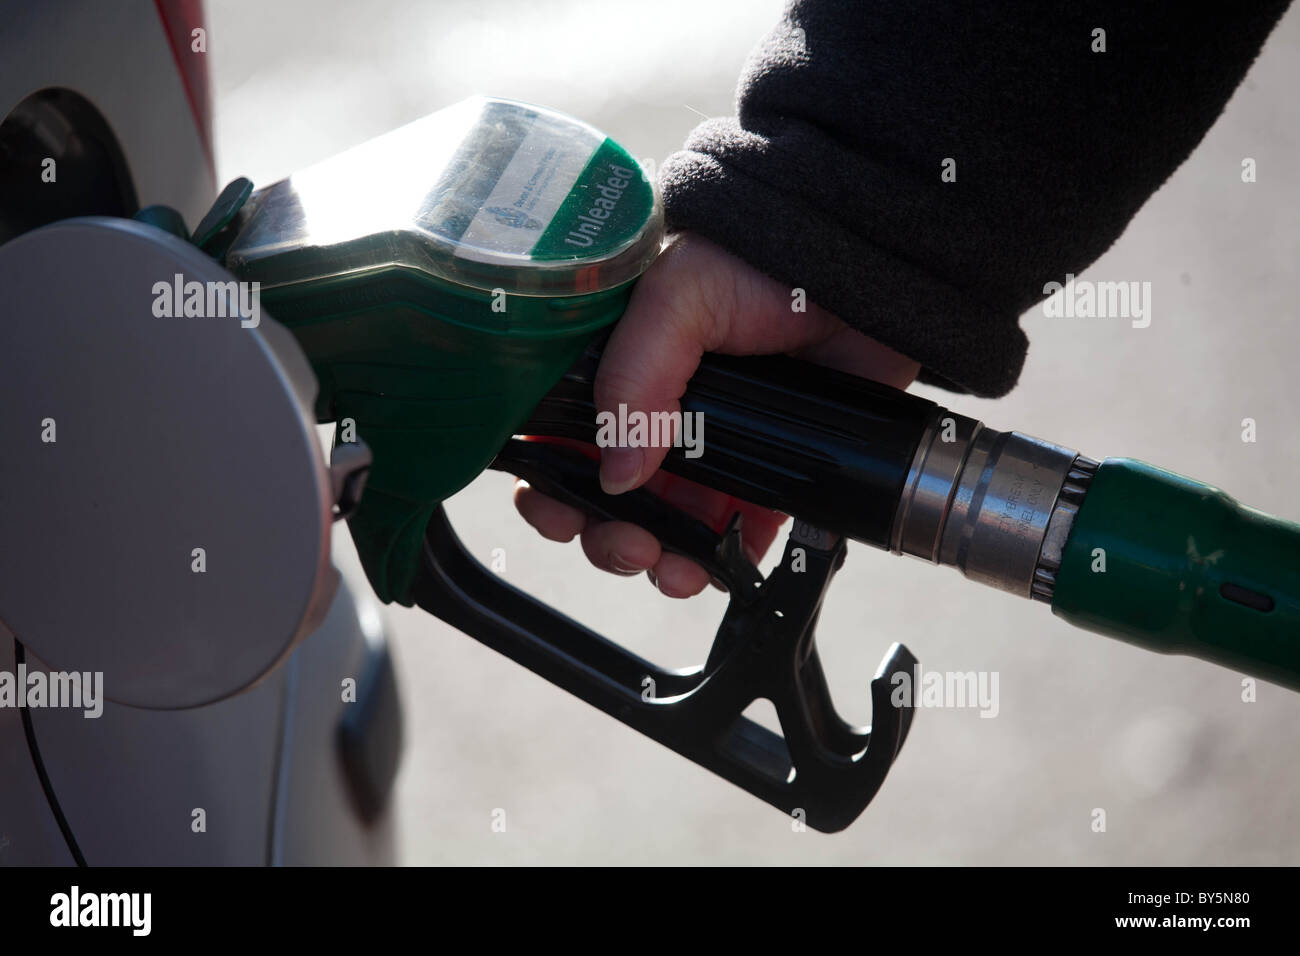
890 409 1096 601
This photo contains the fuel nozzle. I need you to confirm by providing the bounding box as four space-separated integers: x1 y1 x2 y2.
218 97 665 604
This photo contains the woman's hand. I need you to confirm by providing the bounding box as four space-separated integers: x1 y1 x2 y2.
514 231 920 597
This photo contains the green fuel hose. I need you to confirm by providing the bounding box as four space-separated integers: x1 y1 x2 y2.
1051 459 1300 691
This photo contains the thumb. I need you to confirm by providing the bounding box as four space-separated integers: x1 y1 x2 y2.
595 233 842 494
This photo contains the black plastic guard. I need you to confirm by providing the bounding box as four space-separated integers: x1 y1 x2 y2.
410 498 916 832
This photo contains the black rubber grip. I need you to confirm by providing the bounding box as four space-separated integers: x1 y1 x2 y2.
520 337 937 549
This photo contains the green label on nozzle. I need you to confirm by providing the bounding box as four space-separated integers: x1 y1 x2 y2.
531 138 654 262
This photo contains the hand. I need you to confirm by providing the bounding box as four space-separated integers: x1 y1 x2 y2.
514 231 920 597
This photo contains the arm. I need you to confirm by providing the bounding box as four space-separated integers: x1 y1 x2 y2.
661 0 1292 396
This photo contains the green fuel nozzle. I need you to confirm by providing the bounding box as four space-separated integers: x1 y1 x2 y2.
192 96 1297 826
219 97 662 603
211 96 1299 691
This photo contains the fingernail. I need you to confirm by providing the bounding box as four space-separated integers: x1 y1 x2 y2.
647 569 661 591
600 447 643 495
611 552 647 575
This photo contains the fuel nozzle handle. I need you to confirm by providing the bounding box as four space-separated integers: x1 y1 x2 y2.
526 343 1300 691
525 341 939 548
527 340 1091 596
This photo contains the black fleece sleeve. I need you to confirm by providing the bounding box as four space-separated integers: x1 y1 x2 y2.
660 1 1291 396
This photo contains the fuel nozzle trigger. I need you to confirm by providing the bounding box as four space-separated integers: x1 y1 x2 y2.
412 438 917 831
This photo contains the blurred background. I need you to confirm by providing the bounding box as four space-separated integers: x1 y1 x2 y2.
208 0 1299 864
